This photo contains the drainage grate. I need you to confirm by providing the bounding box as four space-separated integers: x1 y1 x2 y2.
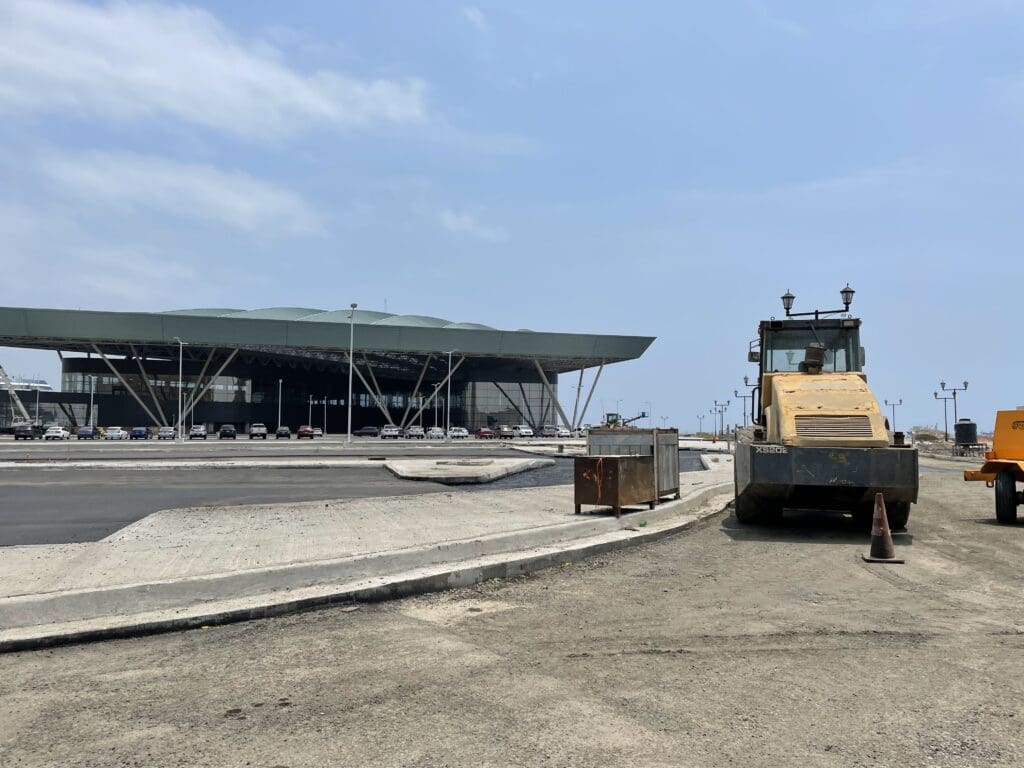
794 414 873 439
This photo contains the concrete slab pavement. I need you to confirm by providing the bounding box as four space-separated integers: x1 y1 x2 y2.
385 457 554 483
0 456 734 650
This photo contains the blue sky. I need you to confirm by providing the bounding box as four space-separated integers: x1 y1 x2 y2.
2 0 1022 431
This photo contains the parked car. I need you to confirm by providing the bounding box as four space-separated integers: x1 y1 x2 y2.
313 427 323 437
496 425 514 439
540 425 559 438
104 426 128 440
130 426 150 440
249 423 268 440
353 426 379 437
556 427 572 438
426 426 445 439
275 426 291 439
296 425 315 439
512 424 534 438
44 425 70 440
188 424 208 440
157 426 176 440
13 423 36 440
219 424 237 439
475 427 495 439
405 425 425 439
76 426 100 440
380 424 403 439
449 427 469 439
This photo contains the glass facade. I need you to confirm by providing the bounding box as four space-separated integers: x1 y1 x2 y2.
22 354 563 432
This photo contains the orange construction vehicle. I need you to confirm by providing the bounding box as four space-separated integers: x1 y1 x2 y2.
964 409 1024 524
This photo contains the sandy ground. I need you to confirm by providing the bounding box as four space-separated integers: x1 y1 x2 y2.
1 462 1023 767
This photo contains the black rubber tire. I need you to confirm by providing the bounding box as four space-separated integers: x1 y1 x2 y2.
995 471 1018 525
735 493 781 525
887 501 910 531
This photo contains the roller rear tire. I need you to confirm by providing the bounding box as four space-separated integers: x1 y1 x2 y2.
995 471 1018 525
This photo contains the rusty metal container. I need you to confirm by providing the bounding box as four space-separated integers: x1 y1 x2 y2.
574 455 656 518
586 428 680 500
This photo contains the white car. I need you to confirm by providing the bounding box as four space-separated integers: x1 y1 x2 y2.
426 426 445 439
540 425 559 438
512 424 534 438
556 427 572 438
104 426 128 440
380 425 403 439
44 425 70 440
449 427 469 439
405 426 425 439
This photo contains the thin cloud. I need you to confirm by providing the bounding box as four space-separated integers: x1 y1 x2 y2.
0 0 427 140
438 209 508 242
462 6 489 33
41 151 325 236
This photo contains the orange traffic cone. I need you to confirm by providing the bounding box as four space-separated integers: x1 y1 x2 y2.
862 493 904 564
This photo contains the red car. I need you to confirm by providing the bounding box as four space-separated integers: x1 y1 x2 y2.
475 427 495 439
297 425 316 439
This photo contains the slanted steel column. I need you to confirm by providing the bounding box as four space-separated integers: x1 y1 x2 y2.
179 349 239 427
361 353 389 413
492 382 530 425
399 354 433 429
532 359 572 431
570 368 585 429
129 344 168 426
405 355 465 427
91 344 164 427
347 354 394 425
575 361 604 429
185 347 217 416
517 382 537 429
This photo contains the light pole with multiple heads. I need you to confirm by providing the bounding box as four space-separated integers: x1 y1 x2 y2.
734 376 755 427
347 303 357 444
713 400 730 437
934 390 953 441
884 398 903 432
697 413 705 435
173 337 185 441
940 380 968 425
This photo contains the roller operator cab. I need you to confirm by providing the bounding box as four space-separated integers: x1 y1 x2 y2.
734 287 919 529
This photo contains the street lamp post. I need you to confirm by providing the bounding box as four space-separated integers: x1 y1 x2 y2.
884 398 903 432
644 400 653 429
35 387 40 426
89 375 96 427
173 337 185 441
323 396 327 437
347 303 357 444
934 391 953 441
433 384 440 427
940 380 968 425
277 378 282 429
308 394 312 426
444 350 456 441
697 413 705 434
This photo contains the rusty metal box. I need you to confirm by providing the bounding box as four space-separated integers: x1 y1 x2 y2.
586 428 680 499
574 454 656 517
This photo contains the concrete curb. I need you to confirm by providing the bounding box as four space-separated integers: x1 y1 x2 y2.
384 457 555 484
0 484 732 652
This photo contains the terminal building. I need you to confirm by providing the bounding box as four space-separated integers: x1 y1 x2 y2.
0 306 654 433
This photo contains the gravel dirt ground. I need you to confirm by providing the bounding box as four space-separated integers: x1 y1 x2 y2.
2 461 1023 767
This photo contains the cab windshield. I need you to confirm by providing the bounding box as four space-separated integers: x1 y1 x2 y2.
763 325 860 373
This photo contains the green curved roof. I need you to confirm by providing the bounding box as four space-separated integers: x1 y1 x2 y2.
0 305 655 373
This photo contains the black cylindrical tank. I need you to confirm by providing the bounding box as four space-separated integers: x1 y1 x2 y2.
954 418 977 445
